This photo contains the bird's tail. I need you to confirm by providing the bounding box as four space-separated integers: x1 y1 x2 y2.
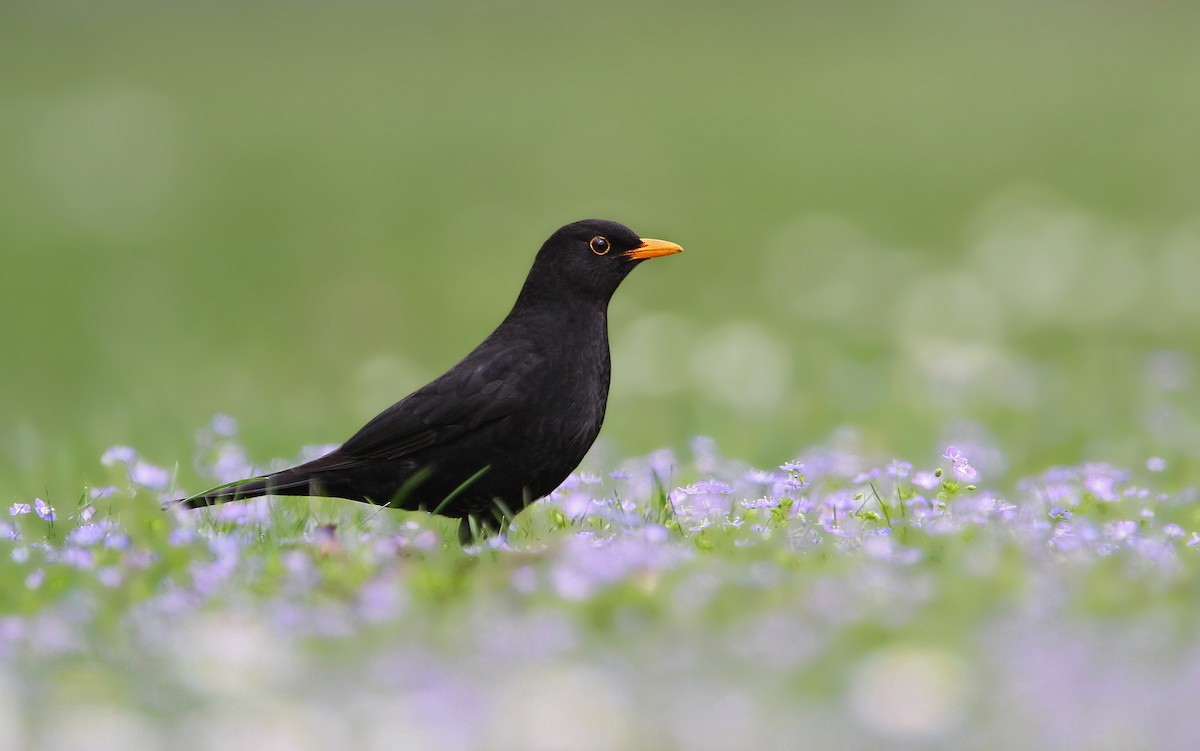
164 470 315 511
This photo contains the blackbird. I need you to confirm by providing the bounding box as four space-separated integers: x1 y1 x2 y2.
170 219 682 543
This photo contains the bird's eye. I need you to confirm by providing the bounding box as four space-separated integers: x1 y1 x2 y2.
589 236 610 255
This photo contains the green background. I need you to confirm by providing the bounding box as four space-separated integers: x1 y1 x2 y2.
3 0 1199 500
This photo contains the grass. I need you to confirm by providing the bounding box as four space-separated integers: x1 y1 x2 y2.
3 1 1200 747
2 426 1198 748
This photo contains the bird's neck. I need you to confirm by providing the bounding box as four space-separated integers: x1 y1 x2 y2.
502 293 609 340
510 283 610 322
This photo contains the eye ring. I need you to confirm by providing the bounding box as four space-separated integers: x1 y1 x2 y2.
589 236 611 255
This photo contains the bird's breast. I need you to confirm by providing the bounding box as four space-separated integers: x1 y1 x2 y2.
518 317 610 453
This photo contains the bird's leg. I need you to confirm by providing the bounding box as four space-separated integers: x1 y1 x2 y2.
458 514 492 546
458 516 477 546
457 511 506 546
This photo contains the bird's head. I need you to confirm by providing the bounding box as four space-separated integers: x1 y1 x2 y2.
518 219 683 307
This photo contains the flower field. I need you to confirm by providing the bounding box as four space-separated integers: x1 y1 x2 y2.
3 419 1197 750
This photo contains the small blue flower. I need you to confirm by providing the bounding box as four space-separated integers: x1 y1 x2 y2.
693 479 733 495
953 463 978 481
741 497 779 509
25 569 44 590
34 498 56 522
944 446 978 481
168 528 197 547
913 472 939 490
1105 520 1139 542
62 547 94 569
130 462 171 491
67 524 106 547
101 445 138 466
886 460 913 479
744 469 778 485
97 567 123 588
211 413 238 437
9 503 30 516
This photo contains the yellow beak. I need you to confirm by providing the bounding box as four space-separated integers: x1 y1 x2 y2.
625 237 684 261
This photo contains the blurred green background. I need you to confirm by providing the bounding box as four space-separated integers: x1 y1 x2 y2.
3 0 1199 500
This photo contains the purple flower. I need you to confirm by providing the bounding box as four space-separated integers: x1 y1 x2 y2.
745 469 779 485
62 547 94 569
694 479 733 495
643 524 669 544
1105 520 1139 542
886 460 913 479
211 444 253 483
101 445 138 466
986 498 1017 516
741 497 779 509
104 533 131 550
97 567 123 588
9 503 30 516
67 524 106 546
357 576 405 622
913 472 939 490
852 469 881 484
169 528 196 547
647 448 677 479
510 565 538 594
34 498 56 522
211 413 238 437
820 519 849 537
130 462 171 491
944 446 978 482
671 482 734 521
953 463 978 481
1083 474 1118 502
412 530 440 551
1146 457 1167 473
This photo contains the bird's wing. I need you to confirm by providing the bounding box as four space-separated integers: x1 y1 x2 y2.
309 344 543 469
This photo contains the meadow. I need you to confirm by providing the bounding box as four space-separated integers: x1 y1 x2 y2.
2 0 1200 747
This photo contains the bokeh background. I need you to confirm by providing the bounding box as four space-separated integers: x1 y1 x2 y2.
3 0 1199 500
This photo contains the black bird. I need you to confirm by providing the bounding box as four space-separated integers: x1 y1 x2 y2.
171 219 682 543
